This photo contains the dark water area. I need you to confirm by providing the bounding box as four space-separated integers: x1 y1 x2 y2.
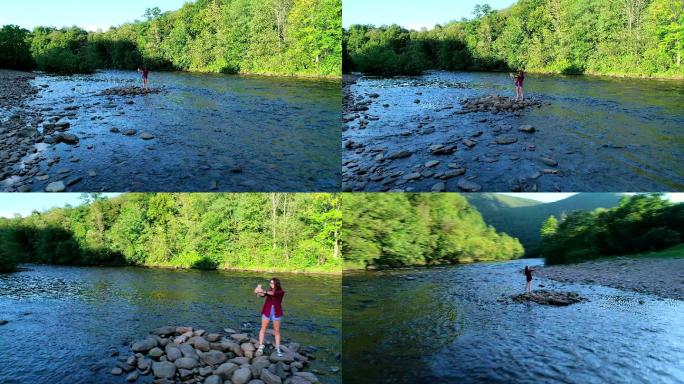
343 259 684 384
343 71 684 192
17 70 340 192
0 265 341 384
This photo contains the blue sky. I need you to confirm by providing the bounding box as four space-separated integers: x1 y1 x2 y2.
0 194 121 218
0 0 189 31
343 0 518 30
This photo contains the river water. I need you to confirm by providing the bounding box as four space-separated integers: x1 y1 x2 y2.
0 265 341 384
21 70 340 192
342 259 684 384
343 71 684 192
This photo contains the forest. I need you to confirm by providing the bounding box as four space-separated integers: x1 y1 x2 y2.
343 0 684 77
341 193 524 269
0 0 341 76
540 194 683 264
0 193 341 273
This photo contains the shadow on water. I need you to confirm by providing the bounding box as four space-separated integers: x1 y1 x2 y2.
342 259 684 384
0 265 342 384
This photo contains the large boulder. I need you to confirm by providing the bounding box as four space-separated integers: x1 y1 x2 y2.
201 350 227 366
205 375 222 384
232 367 252 384
179 344 199 360
192 336 211 352
165 345 182 362
215 362 238 379
132 338 157 353
152 326 177 336
174 357 199 370
260 369 282 384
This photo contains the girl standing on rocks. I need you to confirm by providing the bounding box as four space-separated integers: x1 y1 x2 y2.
137 67 149 89
511 70 525 101
524 266 535 293
254 277 285 357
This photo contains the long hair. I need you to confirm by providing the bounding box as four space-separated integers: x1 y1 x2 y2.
270 277 283 292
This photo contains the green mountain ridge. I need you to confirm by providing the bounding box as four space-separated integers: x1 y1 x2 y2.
466 193 625 253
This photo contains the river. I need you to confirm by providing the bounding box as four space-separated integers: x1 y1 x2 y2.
343 71 684 192
342 259 684 383
9 70 340 192
0 265 341 384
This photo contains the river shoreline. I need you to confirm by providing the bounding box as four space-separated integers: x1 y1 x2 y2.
14 263 342 276
344 69 684 81
537 256 684 301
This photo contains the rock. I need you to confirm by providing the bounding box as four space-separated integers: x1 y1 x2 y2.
66 176 83 187
126 371 138 382
495 135 518 145
174 357 199 370
260 369 282 384
540 157 558 167
123 129 137 136
241 342 256 358
386 150 412 160
206 333 221 342
430 144 457 155
152 361 176 379
179 343 200 360
206 375 223 384
457 179 482 192
110 127 120 133
510 290 586 306
111 367 123 376
200 350 227 365
368 93 380 98
193 336 211 352
425 160 440 168
230 357 250 365
463 139 477 148
179 368 194 379
518 125 536 133
58 133 79 144
132 338 157 353
232 367 252 384
152 326 177 336
138 358 152 371
269 352 294 363
404 172 421 181
140 132 155 140
215 362 239 379
148 347 163 359
294 372 319 383
45 181 66 192
165 345 182 362
431 182 446 192
200 366 214 376
443 168 466 179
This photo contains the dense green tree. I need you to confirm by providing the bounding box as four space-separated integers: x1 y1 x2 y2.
0 0 341 76
344 0 684 78
0 25 33 70
541 194 683 264
341 193 524 269
0 193 341 273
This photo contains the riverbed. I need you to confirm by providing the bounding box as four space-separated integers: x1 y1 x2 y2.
343 71 684 192
1 70 341 192
0 265 341 384
342 259 684 383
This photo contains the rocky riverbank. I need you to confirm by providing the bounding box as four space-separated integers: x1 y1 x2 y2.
111 325 325 384
537 257 684 301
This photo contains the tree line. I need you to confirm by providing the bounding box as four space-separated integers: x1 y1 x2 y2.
540 194 683 264
0 0 341 76
0 193 341 273
342 193 524 269
343 0 684 77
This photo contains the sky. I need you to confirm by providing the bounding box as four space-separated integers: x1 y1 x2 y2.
0 194 121 218
343 0 517 30
0 0 189 32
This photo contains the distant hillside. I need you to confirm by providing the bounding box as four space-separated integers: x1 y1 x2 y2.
466 193 624 253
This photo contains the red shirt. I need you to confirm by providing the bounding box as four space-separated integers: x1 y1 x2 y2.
261 289 285 317
142 70 149 79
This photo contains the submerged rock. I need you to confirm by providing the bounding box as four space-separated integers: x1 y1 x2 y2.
98 86 161 97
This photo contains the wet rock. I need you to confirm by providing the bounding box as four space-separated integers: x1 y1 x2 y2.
110 127 120 133
457 179 482 192
57 133 79 145
510 290 586 306
97 86 161 97
368 93 380 98
123 129 137 136
431 182 446 192
540 157 558 167
425 160 440 168
294 372 319 383
430 144 456 155
148 347 163 359
463 139 477 148
66 176 83 187
45 181 66 192
111 367 123 376
140 132 155 140
152 361 177 379
495 135 518 145
126 371 138 382
518 125 536 133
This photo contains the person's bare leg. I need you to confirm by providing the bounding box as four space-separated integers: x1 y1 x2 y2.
273 320 281 351
258 318 269 347
521 87 524 101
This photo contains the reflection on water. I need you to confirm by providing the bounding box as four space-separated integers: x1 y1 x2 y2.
345 71 684 191
27 70 340 192
0 265 341 384
343 259 684 383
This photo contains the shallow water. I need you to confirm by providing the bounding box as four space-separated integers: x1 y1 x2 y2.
343 259 684 383
24 70 340 192
0 265 341 384
343 71 684 192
